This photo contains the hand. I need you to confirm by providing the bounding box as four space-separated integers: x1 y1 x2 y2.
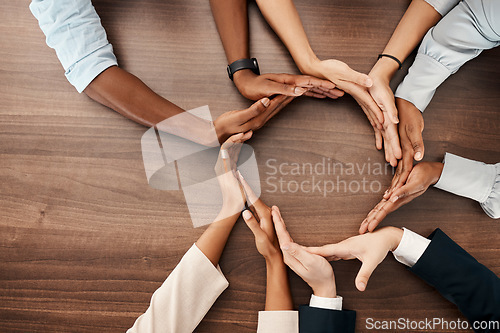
239 172 281 261
307 227 403 292
213 132 253 221
233 70 345 100
305 59 385 130
272 206 336 298
213 95 295 143
360 162 443 233
384 98 425 198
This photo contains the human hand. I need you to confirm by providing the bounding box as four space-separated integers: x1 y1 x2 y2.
272 206 336 298
239 172 282 261
233 70 345 100
307 227 403 291
213 95 295 143
360 162 443 234
213 132 253 220
384 98 425 197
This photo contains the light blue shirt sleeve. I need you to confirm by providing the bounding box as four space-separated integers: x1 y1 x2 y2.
30 0 118 93
424 0 460 16
395 0 500 111
434 153 500 219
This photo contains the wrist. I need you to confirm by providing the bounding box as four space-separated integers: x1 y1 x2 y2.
430 162 444 185
297 53 321 76
370 57 399 83
385 227 404 252
312 283 337 298
265 253 285 268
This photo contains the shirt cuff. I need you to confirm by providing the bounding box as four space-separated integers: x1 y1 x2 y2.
424 0 460 16
309 294 343 310
257 311 298 333
392 228 431 267
434 153 499 218
395 41 452 112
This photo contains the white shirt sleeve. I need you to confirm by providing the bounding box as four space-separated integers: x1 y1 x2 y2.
127 244 229 333
395 0 500 111
424 0 460 16
309 294 343 310
257 311 299 333
392 228 431 267
434 153 500 219
29 0 118 93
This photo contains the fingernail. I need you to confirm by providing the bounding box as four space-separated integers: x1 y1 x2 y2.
358 281 366 291
294 87 307 95
415 152 422 160
261 98 270 107
365 78 373 87
362 219 367 225
384 189 389 196
220 149 229 159
391 196 398 203
281 244 290 251
393 116 399 123
242 210 252 220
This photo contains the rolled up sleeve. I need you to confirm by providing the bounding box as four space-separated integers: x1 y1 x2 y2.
30 0 118 92
257 311 299 333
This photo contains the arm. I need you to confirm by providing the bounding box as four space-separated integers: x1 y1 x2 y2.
209 0 342 101
239 175 298 333
29 0 295 144
397 228 500 326
128 134 250 333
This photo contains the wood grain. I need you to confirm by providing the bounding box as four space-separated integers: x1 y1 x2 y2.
1 0 499 332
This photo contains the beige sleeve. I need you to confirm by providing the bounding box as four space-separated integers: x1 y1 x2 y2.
257 311 299 333
127 244 229 333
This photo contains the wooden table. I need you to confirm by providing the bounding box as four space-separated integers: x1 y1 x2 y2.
1 0 499 331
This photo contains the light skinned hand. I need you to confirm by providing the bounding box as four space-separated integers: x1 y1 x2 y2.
233 70 345 100
360 162 444 234
272 206 336 298
307 227 403 292
214 94 295 143
384 98 425 198
239 172 281 261
213 132 253 220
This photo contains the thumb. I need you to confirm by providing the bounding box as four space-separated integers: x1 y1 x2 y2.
355 260 377 291
242 209 263 237
342 66 372 87
407 126 425 161
265 80 307 97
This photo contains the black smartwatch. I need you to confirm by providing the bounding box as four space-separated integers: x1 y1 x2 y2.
227 58 260 81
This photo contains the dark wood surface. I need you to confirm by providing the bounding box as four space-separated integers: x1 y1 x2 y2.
1 0 499 332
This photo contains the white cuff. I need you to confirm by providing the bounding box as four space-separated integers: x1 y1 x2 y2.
392 228 431 267
257 311 298 333
434 153 499 218
309 294 343 310
395 51 451 112
424 0 460 16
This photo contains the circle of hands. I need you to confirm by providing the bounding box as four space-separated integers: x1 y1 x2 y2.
214 56 439 291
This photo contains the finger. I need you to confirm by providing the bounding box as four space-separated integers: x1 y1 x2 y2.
383 123 402 162
306 243 353 260
304 91 327 99
238 169 268 213
242 209 265 238
283 242 316 268
263 79 308 97
265 73 336 90
374 128 383 151
339 65 373 88
236 98 269 124
373 90 399 124
271 206 294 246
355 260 378 291
384 161 403 200
406 125 425 161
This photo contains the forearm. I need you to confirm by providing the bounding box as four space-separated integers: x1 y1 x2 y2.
371 0 442 80
265 257 294 311
196 211 240 266
84 66 185 127
256 0 317 74
210 0 249 64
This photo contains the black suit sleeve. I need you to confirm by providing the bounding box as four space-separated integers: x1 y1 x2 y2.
298 305 356 333
410 228 500 332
